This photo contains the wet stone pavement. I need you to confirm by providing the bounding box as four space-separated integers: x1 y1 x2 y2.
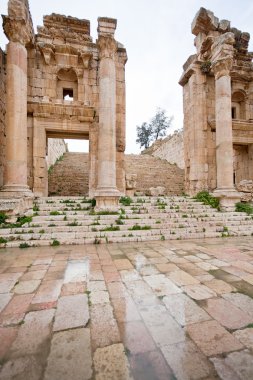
0 238 253 379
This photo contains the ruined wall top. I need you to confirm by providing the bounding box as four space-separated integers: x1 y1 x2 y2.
180 7 253 85
37 13 92 44
2 0 34 45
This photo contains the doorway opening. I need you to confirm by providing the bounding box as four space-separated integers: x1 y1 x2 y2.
47 137 90 197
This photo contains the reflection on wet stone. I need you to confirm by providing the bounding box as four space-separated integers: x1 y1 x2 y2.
1 237 253 379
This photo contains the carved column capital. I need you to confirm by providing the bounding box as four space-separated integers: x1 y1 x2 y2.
212 57 233 79
97 35 117 60
2 16 32 45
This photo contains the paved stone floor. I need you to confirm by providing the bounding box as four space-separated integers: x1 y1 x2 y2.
0 237 253 380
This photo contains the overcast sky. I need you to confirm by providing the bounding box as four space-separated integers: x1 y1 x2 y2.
1 0 253 153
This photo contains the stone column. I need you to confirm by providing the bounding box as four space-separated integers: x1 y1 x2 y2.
212 58 240 210
1 9 33 201
95 18 120 209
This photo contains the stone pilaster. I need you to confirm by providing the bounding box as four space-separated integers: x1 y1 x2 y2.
1 3 34 202
95 18 120 210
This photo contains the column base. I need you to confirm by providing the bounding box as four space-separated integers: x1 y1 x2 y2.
0 185 34 215
212 188 241 212
94 189 121 211
0 184 34 198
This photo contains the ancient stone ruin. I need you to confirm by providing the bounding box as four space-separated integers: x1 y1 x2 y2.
180 7 253 210
0 0 127 212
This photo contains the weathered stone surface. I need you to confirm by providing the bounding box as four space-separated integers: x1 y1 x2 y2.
143 274 181 296
44 328 92 380
0 293 12 313
183 284 216 300
0 327 18 359
202 298 252 329
53 294 89 332
10 309 55 356
168 270 200 286
163 293 211 326
148 186 166 196
119 321 156 354
90 303 120 349
0 356 43 380
225 350 253 380
14 280 41 294
31 280 62 308
94 343 133 380
161 340 214 380
186 320 243 356
233 328 253 349
0 294 34 326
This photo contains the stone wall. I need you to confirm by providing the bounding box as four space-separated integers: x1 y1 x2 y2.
151 130 184 169
234 145 251 184
0 48 6 189
47 138 68 168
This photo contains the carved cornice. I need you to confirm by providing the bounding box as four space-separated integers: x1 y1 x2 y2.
2 16 32 45
97 35 117 60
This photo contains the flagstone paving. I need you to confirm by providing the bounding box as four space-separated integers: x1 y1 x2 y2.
0 236 253 379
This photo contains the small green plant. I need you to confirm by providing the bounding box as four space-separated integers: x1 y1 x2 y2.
50 211 61 216
156 220 161 224
94 237 101 244
63 215 67 221
33 204 40 212
39 229 45 234
67 220 79 226
96 211 119 216
182 214 188 218
48 223 56 227
194 191 219 209
235 202 253 215
223 226 228 232
115 218 124 225
101 225 120 232
0 212 8 225
120 196 132 206
19 242 30 249
160 235 165 241
0 237 7 244
91 198 96 208
247 323 253 328
51 239 60 246
128 224 151 231
200 60 211 73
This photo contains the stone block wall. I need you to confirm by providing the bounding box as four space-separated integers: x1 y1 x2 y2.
0 48 6 189
47 138 68 168
151 130 185 169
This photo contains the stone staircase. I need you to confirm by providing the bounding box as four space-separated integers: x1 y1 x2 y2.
125 154 184 195
48 153 184 196
48 153 89 196
0 196 252 247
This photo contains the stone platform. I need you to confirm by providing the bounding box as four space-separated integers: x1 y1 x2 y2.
0 237 253 379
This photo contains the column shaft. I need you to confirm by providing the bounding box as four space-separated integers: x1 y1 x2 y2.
3 41 29 193
97 57 117 191
215 74 234 190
